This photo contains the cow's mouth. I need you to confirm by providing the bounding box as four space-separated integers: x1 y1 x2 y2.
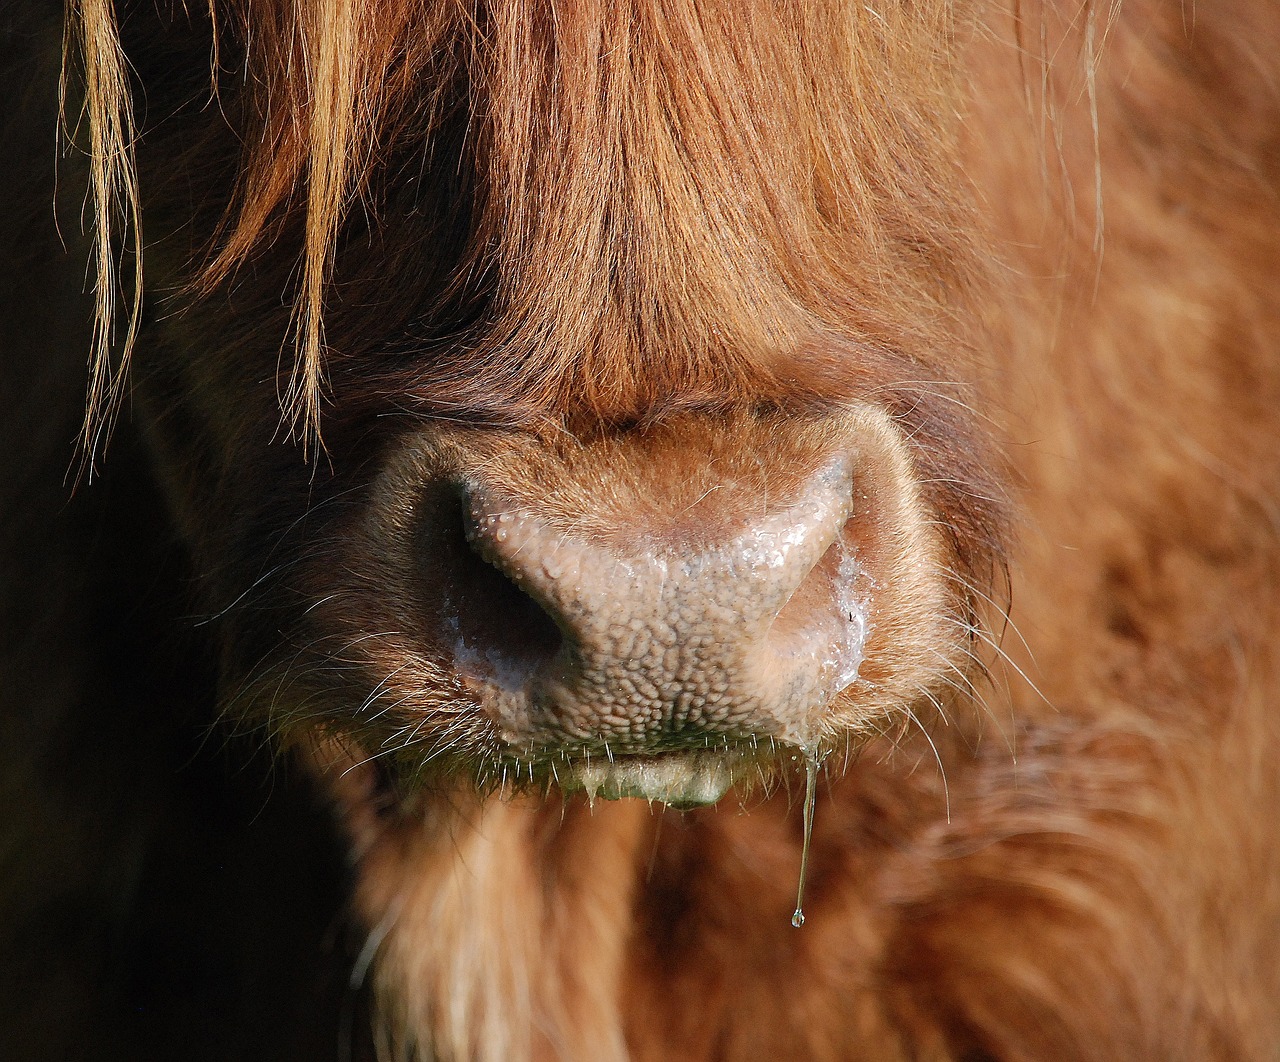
555 749 746 807
476 741 776 808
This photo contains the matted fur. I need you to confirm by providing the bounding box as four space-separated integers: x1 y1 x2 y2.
2 0 1277 1058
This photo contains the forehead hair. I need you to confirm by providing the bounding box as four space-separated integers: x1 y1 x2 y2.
73 0 990 456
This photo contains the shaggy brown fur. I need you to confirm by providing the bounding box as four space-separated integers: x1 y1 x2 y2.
3 0 1279 1058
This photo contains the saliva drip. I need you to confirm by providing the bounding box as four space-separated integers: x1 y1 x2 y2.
791 751 819 928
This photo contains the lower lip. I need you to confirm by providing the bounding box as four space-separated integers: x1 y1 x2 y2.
559 750 746 807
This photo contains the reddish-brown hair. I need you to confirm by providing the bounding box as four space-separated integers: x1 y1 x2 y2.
74 0 988 441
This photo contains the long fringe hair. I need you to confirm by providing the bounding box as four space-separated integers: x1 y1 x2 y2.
66 0 1004 460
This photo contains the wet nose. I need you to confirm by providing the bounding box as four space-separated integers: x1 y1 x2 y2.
445 455 870 749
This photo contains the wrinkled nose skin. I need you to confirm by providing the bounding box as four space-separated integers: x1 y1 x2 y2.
459 457 866 744
350 409 952 803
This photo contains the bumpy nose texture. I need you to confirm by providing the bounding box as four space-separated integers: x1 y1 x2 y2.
458 457 869 747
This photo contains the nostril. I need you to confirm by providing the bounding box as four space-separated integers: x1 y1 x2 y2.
421 486 563 695
765 529 872 700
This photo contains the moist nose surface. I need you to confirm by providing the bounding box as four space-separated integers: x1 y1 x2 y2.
456 455 869 747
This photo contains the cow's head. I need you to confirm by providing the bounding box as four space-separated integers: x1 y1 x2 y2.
72 0 1007 812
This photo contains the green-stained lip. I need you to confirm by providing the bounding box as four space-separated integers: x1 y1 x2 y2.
559 750 745 807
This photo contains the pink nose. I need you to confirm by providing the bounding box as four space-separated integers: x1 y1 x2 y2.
434 451 870 750
346 411 957 801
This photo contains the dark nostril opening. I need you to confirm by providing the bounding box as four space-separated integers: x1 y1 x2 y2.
419 486 564 693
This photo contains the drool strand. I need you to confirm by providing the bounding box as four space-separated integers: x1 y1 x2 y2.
792 752 818 928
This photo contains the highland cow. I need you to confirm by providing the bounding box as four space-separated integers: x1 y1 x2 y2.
3 0 1279 1059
